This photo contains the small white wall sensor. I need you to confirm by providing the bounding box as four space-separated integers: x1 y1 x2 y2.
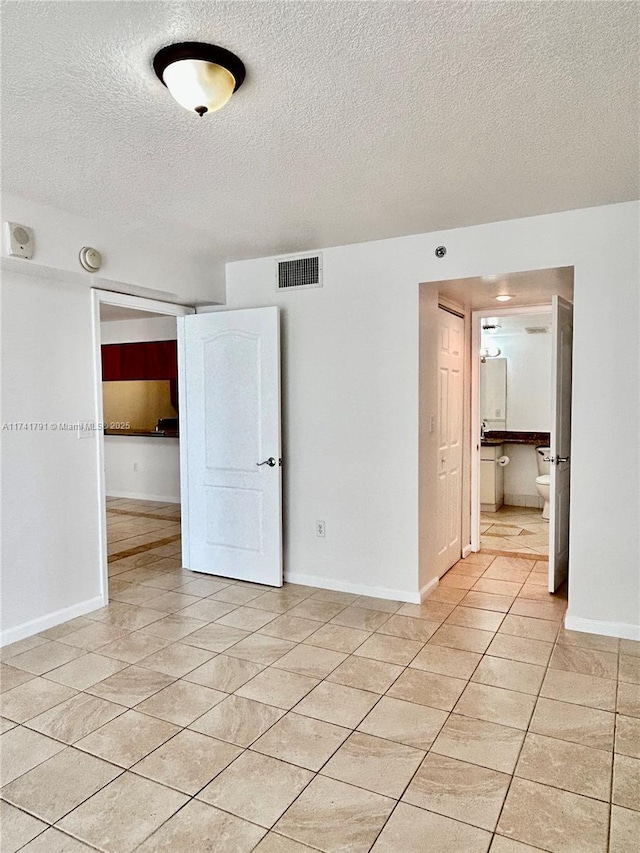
5 222 34 259
79 246 102 272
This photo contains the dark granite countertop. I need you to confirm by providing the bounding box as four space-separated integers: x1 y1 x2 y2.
104 430 179 438
481 431 550 447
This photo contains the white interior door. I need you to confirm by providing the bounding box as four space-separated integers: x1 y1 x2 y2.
437 308 465 577
549 295 573 592
178 307 282 586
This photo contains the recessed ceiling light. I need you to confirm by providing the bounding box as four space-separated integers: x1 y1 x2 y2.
153 42 245 117
495 295 513 302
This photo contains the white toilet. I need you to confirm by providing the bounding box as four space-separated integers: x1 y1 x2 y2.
535 446 551 521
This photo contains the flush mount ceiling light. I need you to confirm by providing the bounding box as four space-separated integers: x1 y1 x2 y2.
495 294 514 302
153 42 245 116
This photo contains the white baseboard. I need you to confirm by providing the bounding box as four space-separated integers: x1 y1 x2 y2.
419 577 439 602
106 490 180 503
462 545 473 559
564 612 640 641
1 594 106 647
284 571 421 604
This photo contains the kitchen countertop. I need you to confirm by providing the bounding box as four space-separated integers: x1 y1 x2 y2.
104 430 179 438
481 431 550 447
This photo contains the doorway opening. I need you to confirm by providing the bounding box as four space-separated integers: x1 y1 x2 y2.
418 267 574 602
91 290 194 604
92 292 283 603
476 306 553 559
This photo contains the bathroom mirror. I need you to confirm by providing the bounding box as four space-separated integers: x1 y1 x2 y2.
480 358 507 429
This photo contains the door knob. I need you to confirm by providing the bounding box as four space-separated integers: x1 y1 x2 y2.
545 455 570 465
257 457 276 467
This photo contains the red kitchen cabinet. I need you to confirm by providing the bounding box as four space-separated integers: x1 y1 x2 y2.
101 340 177 381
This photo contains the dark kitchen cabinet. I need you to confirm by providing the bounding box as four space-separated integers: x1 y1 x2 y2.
101 340 177 381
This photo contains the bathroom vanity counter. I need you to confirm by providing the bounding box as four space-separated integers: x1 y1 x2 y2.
482 431 550 447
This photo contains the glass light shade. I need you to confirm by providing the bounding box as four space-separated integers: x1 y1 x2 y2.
162 59 236 114
480 346 502 359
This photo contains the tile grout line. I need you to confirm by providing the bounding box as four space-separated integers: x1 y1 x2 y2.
4 535 633 853
606 648 621 852
489 614 562 851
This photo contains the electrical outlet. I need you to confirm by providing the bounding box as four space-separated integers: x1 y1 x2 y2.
77 422 93 440
133 462 139 472
316 520 326 537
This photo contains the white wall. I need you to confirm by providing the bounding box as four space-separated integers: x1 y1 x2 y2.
2 199 638 641
226 201 640 637
0 197 216 644
1 273 103 640
2 194 224 304
101 316 180 502
100 316 178 345
104 436 180 502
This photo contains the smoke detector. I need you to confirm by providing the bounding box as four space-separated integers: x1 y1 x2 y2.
79 246 102 272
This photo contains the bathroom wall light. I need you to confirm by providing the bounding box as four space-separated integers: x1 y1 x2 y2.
480 346 501 360
153 42 246 116
495 295 513 302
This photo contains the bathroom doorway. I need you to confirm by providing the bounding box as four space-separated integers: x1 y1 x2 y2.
418 266 574 597
476 306 554 559
471 297 574 593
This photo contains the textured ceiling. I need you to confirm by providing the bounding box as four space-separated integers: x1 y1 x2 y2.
2 1 638 264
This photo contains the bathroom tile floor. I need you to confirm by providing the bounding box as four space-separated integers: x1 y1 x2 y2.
2 501 638 852
481 506 549 557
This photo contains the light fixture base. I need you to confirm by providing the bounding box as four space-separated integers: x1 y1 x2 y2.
153 41 245 93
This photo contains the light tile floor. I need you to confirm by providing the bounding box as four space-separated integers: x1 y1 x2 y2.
481 506 549 557
104 498 182 562
1 501 639 851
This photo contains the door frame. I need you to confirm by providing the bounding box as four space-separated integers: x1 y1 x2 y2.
470 303 553 552
90 289 195 606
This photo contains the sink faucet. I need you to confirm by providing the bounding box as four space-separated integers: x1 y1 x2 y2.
481 421 487 439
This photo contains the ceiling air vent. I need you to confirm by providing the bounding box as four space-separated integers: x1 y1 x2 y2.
276 253 322 291
525 326 549 334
